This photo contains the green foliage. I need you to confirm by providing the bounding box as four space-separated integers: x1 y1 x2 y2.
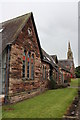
75 66 80 78
70 78 78 87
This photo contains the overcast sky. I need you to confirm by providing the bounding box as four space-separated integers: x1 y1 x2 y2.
78 1 80 66
0 1 78 67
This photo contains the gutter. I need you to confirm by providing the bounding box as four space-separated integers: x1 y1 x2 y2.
5 43 11 104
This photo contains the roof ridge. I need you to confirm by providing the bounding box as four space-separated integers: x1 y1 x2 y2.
2 12 32 25
59 59 73 61
2 12 32 51
50 55 57 56
10 13 31 42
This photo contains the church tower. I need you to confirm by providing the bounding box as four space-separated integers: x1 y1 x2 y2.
67 42 73 60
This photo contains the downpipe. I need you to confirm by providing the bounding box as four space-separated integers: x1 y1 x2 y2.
5 44 11 104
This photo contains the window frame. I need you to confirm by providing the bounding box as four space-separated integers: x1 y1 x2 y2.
22 50 26 78
27 51 30 79
31 54 34 80
45 66 46 80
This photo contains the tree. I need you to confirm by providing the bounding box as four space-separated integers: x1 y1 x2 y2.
75 66 80 78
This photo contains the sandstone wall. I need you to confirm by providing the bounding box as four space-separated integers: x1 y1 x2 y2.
7 17 50 103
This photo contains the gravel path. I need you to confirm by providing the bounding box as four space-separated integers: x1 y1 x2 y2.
76 99 80 120
68 86 80 89
76 87 80 120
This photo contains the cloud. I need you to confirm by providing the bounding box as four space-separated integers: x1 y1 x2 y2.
1 2 78 66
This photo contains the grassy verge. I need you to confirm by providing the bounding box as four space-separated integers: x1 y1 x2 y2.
2 88 77 118
70 78 79 87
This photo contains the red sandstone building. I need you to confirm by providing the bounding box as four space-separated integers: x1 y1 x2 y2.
59 42 75 78
0 12 75 104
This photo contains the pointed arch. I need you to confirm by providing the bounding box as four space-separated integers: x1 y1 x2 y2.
22 49 26 78
31 54 34 79
27 51 31 79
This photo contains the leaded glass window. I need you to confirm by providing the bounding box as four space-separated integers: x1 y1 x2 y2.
31 54 34 79
43 66 44 80
27 52 30 79
22 50 26 78
45 66 46 80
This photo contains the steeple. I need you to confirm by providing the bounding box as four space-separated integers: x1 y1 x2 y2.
68 42 71 51
67 41 73 60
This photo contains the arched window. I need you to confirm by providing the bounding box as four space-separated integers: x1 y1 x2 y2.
27 28 32 35
31 54 34 80
43 66 44 80
27 52 30 79
45 66 46 80
22 50 26 78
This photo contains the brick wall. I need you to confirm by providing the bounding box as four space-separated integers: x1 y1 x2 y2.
7 16 50 103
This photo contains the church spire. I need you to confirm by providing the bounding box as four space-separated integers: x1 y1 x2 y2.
68 41 71 50
67 41 73 60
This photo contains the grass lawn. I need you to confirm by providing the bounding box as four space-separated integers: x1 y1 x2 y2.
2 87 77 118
70 78 79 87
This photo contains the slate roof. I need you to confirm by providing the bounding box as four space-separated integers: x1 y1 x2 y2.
58 59 74 73
51 55 57 60
0 13 31 51
42 49 70 73
50 55 58 64
41 49 59 71
50 54 70 73
0 12 43 59
59 59 73 67
58 61 70 73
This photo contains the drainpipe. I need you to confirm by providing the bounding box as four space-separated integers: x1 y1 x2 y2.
5 43 11 104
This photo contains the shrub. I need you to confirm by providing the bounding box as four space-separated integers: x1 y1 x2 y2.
56 84 68 89
48 76 68 89
49 75 57 89
75 66 80 78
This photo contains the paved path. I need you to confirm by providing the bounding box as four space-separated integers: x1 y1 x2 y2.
65 86 80 120
76 99 80 120
76 87 80 120
68 86 80 89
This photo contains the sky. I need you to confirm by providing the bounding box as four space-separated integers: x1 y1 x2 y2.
0 0 79 67
78 1 80 66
